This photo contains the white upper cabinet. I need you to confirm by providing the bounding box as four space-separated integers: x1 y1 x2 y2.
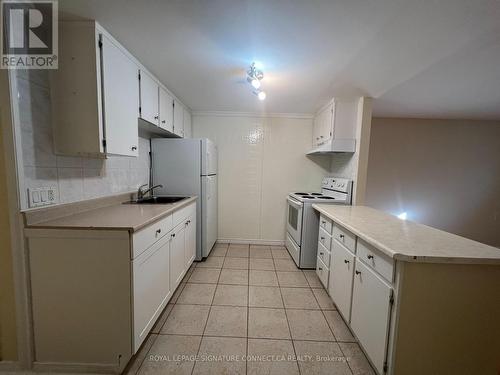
159 87 174 132
101 35 139 157
139 70 159 126
309 98 358 154
52 22 140 157
173 99 184 137
183 108 192 138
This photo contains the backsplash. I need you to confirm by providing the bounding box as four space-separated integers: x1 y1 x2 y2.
13 70 150 210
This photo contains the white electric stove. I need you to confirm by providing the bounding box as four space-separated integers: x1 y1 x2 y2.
286 177 352 268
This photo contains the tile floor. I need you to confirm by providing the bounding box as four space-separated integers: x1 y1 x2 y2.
125 243 375 375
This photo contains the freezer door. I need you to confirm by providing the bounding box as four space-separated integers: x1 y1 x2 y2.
201 139 218 176
201 175 218 257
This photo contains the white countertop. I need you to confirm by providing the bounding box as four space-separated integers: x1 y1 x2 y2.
26 196 198 232
312 204 500 264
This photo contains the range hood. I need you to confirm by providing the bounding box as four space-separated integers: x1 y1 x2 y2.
307 139 356 155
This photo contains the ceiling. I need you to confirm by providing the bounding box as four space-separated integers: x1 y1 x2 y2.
60 0 500 119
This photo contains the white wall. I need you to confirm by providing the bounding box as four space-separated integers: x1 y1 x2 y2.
366 118 500 247
193 114 330 243
10 70 150 210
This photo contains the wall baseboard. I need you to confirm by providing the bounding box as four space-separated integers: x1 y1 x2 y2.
0 361 21 371
217 238 285 246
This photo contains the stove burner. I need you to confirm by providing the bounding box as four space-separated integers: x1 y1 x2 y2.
311 193 322 196
321 197 335 199
302 195 316 199
295 193 308 195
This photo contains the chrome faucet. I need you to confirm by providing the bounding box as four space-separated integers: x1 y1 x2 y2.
137 184 163 200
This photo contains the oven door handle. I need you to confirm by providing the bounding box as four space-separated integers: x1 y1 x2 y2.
287 197 302 210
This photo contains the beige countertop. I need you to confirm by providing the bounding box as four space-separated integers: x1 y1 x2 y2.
312 204 500 264
26 196 198 232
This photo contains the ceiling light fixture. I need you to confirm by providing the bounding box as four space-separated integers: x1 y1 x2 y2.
247 62 266 100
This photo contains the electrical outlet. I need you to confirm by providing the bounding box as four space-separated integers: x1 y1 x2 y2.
28 187 57 208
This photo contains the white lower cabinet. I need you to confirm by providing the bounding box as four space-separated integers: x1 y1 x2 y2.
185 214 196 267
328 240 355 322
350 260 392 374
132 234 170 352
170 222 187 291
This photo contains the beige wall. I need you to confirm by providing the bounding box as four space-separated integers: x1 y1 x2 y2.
366 118 500 247
0 75 18 360
193 114 330 242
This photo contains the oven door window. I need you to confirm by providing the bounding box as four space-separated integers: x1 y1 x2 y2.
288 205 299 230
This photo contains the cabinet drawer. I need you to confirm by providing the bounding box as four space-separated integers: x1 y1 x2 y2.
319 215 333 234
318 227 332 250
317 241 331 268
132 214 173 259
357 239 394 282
173 202 196 227
332 224 356 252
316 257 329 288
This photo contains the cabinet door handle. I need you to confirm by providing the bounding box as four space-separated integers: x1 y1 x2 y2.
156 229 161 235
171 233 176 238
320 135 324 138
355 270 361 275
318 267 323 271
162 120 166 124
367 254 374 260
320 252 324 256
131 146 137 151
320 236 325 240
321 220 326 225
344 259 350 264
154 115 159 120
339 234 345 239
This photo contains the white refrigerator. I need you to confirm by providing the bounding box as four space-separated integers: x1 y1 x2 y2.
151 138 218 260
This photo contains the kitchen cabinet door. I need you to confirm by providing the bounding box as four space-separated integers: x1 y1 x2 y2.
350 260 392 374
185 214 196 267
101 35 139 157
132 234 170 352
159 87 174 132
170 222 186 291
183 108 192 138
312 102 333 147
328 241 355 322
139 70 159 125
173 99 184 137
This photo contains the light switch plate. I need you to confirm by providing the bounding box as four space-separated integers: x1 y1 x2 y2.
28 187 57 208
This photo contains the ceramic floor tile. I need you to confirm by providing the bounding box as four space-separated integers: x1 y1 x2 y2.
177 283 217 305
294 340 352 375
286 309 335 341
250 244 271 251
192 336 246 375
228 243 249 249
223 257 249 270
226 247 250 258
247 338 300 375
124 334 157 375
150 304 173 334
161 304 210 335
274 258 300 271
170 282 186 303
249 258 275 271
204 305 247 337
249 247 273 259
212 284 248 306
303 270 323 288
188 268 221 284
138 334 201 375
196 256 224 268
276 271 309 287
248 307 290 339
218 268 249 285
339 342 376 375
281 287 320 309
271 248 291 259
249 286 283 308
323 310 356 342
312 288 336 310
249 270 279 286
210 246 228 257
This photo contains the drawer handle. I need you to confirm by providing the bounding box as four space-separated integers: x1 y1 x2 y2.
355 270 361 275
154 115 159 120
344 259 350 264
339 234 345 239
171 233 176 238
367 254 374 260
320 236 325 240
131 146 137 151
321 220 326 225
318 267 323 271
156 229 162 235
320 252 324 255
162 120 166 124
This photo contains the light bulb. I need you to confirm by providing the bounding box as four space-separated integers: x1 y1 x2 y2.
258 91 266 101
251 78 261 89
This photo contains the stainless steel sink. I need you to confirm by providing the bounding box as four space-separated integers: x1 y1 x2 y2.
127 196 189 204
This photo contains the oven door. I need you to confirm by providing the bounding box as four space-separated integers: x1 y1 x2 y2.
286 197 303 245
